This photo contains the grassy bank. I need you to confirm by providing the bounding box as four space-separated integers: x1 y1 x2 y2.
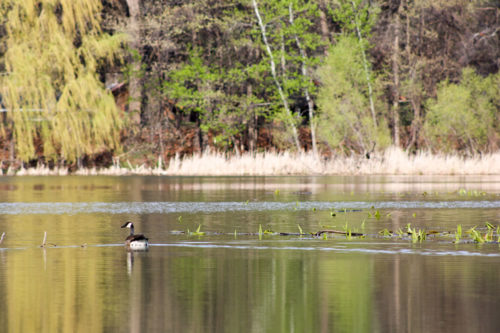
7 147 500 176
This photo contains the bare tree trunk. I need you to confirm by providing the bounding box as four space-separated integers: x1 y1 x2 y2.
350 1 377 129
405 0 420 151
252 0 301 151
318 0 330 52
126 0 141 126
289 4 318 157
392 5 401 147
407 95 420 150
247 84 257 153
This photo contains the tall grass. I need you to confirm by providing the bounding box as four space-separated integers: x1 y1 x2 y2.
6 147 500 176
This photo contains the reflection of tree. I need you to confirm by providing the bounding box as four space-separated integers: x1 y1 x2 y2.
374 254 500 332
132 248 374 332
4 241 500 332
5 247 130 332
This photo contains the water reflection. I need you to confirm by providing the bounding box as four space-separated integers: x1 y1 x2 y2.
0 176 499 332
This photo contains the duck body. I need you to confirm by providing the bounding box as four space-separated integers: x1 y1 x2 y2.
121 221 149 250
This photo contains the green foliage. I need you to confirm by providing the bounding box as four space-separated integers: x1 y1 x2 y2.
0 0 125 163
332 0 379 39
250 0 323 149
316 35 389 152
425 68 499 153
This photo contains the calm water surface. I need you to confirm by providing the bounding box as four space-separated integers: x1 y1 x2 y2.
0 175 500 332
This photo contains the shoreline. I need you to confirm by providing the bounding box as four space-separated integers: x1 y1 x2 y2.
5 147 500 176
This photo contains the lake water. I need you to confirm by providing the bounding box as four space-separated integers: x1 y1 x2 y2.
0 175 499 332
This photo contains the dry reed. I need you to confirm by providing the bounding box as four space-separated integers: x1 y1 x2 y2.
4 147 500 176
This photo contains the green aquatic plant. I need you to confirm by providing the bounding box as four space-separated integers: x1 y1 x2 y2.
484 222 495 242
368 209 381 220
343 222 352 240
470 230 485 243
379 229 392 237
466 226 485 243
191 224 205 236
178 216 183 223
411 229 426 243
455 224 462 243
406 224 426 243
274 189 280 196
258 224 263 239
459 189 485 197
416 229 426 243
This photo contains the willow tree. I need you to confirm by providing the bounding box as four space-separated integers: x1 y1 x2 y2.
0 0 124 164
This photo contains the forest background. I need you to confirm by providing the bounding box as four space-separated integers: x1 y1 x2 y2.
0 0 499 172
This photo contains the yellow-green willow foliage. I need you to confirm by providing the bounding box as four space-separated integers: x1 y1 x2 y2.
0 0 125 163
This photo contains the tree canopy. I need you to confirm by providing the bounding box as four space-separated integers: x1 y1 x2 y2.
0 0 499 166
0 0 125 163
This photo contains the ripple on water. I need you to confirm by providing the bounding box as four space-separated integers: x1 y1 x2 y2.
1 200 500 215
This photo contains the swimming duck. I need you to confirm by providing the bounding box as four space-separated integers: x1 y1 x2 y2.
121 221 149 250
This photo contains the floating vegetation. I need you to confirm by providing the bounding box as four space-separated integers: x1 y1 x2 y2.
379 229 393 237
343 222 352 240
455 224 462 243
165 221 500 246
187 224 206 237
467 226 485 244
485 222 495 242
458 189 487 197
315 229 363 238
368 209 381 220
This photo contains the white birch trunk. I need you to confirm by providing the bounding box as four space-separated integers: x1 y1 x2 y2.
252 0 301 151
